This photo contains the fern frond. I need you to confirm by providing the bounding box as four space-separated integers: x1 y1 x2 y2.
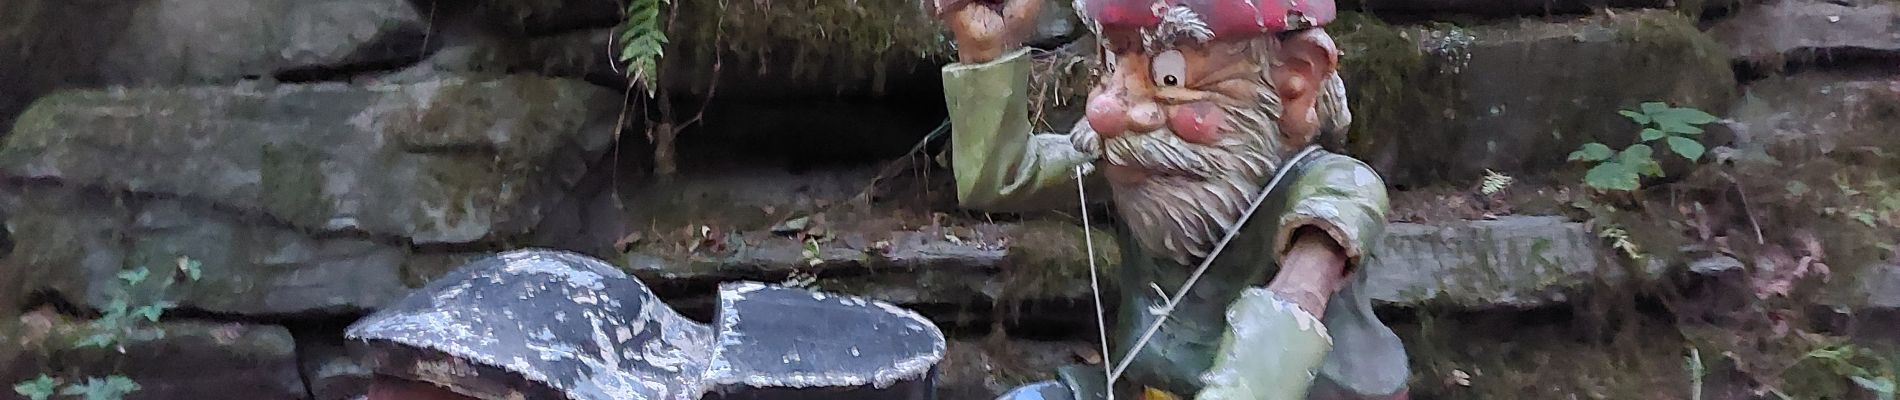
619 0 671 96
1481 169 1513 196
1598 225 1643 260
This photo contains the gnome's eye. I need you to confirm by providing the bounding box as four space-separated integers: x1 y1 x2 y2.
1151 50 1186 87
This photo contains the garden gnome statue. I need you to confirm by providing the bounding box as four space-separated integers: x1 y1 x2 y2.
935 0 1411 398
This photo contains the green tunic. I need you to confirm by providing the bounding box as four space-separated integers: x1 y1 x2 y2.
942 49 1399 400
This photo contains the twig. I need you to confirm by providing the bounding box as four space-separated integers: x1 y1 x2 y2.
675 11 726 132
420 1 437 61
1723 172 1766 245
850 120 952 202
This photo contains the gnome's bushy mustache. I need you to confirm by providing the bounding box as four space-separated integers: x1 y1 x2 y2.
1071 100 1286 264
1103 129 1226 177
1069 99 1285 182
1079 131 1263 186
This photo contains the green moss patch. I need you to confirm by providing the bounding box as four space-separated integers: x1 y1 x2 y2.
1399 305 1692 399
259 143 331 229
996 219 1119 303
664 0 950 91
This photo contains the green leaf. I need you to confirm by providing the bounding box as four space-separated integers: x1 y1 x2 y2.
618 0 670 92
1786 181 1810 197
1667 136 1706 160
1603 144 1666 180
132 305 165 323
1641 102 1668 115
1481 170 1514 195
102 298 129 317
74 333 115 349
1619 110 1651 125
1686 347 1706 400
14 375 58 400
1851 376 1895 399
627 46 649 63
1660 120 1705 135
1585 162 1641 191
178 257 202 282
1640 128 1665 141
61 376 141 400
1852 210 1879 227
1570 143 1615 162
1620 143 1654 164
116 267 148 285
101 376 139 399
1661 107 1720 125
1639 159 1665 177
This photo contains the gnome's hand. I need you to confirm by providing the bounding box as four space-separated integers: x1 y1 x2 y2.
938 0 1041 64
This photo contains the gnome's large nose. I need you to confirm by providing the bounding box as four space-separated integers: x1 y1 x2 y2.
1086 82 1164 138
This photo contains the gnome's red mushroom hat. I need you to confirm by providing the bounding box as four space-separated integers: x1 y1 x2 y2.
1077 0 1335 40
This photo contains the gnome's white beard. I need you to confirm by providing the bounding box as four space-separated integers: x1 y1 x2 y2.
1073 103 1286 265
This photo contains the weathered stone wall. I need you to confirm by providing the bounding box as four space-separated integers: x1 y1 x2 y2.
0 0 1895 398
0 0 630 397
1335 10 1739 187
0 0 431 130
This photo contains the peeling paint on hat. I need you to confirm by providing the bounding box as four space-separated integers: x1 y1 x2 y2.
1079 0 1335 40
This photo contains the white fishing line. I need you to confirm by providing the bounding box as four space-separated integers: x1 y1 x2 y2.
1105 145 1322 382
1074 164 1115 400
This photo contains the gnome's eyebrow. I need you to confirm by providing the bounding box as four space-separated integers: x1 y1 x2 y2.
1145 6 1215 51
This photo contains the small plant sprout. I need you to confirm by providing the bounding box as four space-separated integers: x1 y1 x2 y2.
13 375 58 400
20 256 204 400
1686 347 1705 400
177 257 202 282
1598 225 1643 260
1795 344 1898 400
58 377 140 400
802 238 824 267
1481 169 1514 196
1621 101 1716 161
1569 102 1719 191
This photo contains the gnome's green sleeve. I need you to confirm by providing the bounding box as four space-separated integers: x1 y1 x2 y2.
1198 154 1392 400
1272 153 1390 268
941 48 1099 212
1196 289 1334 400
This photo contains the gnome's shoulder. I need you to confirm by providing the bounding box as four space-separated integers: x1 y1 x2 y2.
1289 151 1386 195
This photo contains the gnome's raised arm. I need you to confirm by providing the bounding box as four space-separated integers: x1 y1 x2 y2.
936 0 1101 212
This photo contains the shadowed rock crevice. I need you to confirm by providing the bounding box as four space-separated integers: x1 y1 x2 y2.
428 0 630 37
1709 0 1900 76
0 179 503 254
272 52 437 84
288 317 374 400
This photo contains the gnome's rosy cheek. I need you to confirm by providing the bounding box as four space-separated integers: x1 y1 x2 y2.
1168 101 1226 145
